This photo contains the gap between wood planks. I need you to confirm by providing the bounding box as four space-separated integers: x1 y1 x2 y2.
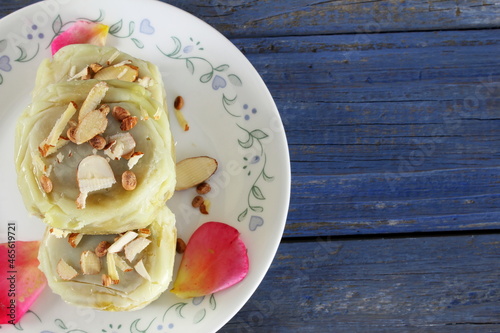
281 228 500 243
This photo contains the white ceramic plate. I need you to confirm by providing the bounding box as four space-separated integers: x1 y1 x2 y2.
0 0 290 332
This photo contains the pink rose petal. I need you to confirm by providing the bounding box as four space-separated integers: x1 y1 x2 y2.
0 241 46 324
171 222 249 299
51 20 109 55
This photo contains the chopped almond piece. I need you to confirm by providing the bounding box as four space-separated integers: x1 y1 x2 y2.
112 106 131 122
137 228 151 237
120 116 138 131
106 252 120 284
76 155 116 209
40 175 53 194
93 64 139 82
114 254 133 272
80 250 101 275
174 107 189 131
124 237 151 262
50 228 70 238
88 135 107 150
134 259 151 281
89 63 103 74
175 156 218 191
41 136 70 158
200 199 211 215
95 241 110 257
127 152 144 169
107 231 138 253
68 233 83 248
104 132 136 160
73 107 109 144
102 274 113 287
57 259 78 280
38 101 77 157
122 171 137 191
78 81 109 122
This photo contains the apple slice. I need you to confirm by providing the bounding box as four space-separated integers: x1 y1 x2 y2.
0 241 47 324
171 222 249 299
51 20 109 55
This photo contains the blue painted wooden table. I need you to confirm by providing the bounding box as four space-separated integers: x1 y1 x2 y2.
1 1 500 332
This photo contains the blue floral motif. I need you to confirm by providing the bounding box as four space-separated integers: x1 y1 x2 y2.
212 75 226 90
249 215 265 231
139 19 155 35
0 55 11 71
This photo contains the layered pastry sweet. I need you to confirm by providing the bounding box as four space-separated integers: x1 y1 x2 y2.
15 44 177 310
15 45 176 234
38 206 176 311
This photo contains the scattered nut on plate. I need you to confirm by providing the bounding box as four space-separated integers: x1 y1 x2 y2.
175 156 218 191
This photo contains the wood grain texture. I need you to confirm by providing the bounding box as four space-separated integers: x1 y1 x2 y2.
222 234 500 332
164 0 500 38
0 1 499 332
226 29 500 236
2 1 500 37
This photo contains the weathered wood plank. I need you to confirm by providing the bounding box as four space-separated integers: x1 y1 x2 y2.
1 1 500 37
286 169 500 237
232 29 500 177
222 234 500 332
165 0 500 38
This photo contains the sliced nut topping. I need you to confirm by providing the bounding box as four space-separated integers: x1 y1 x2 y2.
67 126 78 143
50 228 70 238
107 230 138 253
137 228 151 237
41 136 71 158
196 182 211 195
127 152 144 169
102 274 113 287
176 238 187 254
57 258 78 280
88 135 107 150
174 107 189 131
104 132 136 160
175 156 218 191
192 195 204 208
76 155 116 209
56 151 65 163
124 237 151 262
106 51 120 65
114 254 133 272
38 101 77 157
40 175 53 194
134 259 151 281
120 116 138 131
73 107 109 144
80 250 101 275
112 106 131 122
137 76 152 88
113 59 133 67
200 199 211 215
153 107 162 120
93 64 139 82
89 63 103 74
122 170 137 191
95 240 111 258
106 252 120 284
78 82 109 122
68 66 91 81
68 233 83 248
174 96 184 110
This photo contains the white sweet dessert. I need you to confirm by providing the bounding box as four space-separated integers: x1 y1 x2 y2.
38 206 176 311
15 46 176 234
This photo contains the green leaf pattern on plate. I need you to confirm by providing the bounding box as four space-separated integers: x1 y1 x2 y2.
0 8 275 332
